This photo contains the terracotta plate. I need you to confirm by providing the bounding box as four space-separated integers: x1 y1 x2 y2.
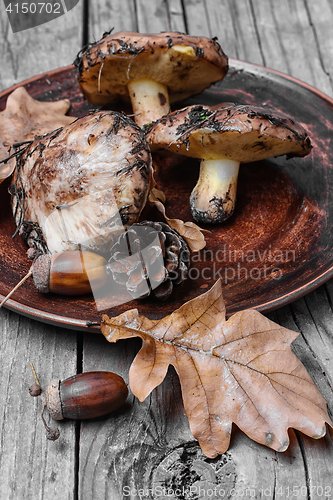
0 60 332 332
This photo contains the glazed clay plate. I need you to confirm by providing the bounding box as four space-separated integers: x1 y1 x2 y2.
0 59 332 332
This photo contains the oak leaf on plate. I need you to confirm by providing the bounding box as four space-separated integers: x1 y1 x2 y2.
148 186 207 252
0 86 75 180
101 279 332 458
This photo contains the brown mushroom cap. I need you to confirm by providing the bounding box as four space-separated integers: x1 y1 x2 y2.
146 103 312 161
146 103 312 224
75 31 228 106
11 111 153 254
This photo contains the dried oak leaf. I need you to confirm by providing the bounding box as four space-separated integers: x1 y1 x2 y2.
101 279 333 458
0 86 75 180
148 186 207 252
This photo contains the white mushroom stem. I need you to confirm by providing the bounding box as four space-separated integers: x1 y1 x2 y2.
189 159 240 224
127 78 170 127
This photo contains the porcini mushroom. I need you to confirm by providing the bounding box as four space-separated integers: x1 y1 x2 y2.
146 104 312 224
75 31 228 127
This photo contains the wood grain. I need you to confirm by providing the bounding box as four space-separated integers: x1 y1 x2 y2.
182 0 210 36
79 2 333 499
207 0 266 64
0 2 83 91
0 4 83 499
88 0 137 42
250 0 333 97
167 0 187 32
0 308 78 500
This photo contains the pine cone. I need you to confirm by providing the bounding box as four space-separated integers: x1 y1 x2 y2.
107 221 190 300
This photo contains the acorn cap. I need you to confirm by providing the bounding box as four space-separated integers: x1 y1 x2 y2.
75 31 228 106
44 380 63 420
33 254 51 293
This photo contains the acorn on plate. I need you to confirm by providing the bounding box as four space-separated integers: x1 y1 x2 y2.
28 366 128 441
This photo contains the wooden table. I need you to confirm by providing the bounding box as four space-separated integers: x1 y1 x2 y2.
1 1 333 498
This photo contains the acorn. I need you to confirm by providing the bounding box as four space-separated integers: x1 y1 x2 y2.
43 371 128 421
29 370 129 441
33 250 108 295
0 250 109 308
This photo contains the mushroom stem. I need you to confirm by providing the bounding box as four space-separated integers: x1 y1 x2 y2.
189 159 240 224
127 79 170 127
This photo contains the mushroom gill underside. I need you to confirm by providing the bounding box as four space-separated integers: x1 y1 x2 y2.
146 104 312 224
76 31 228 126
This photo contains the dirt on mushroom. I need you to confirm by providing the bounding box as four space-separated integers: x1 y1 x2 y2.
11 110 153 255
146 103 312 224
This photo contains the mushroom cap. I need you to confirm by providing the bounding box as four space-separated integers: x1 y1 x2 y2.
11 110 152 254
146 103 312 162
75 31 228 106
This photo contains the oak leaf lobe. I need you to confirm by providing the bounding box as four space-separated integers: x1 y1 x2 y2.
0 87 75 181
101 279 332 458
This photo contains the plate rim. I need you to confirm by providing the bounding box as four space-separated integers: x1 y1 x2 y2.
0 59 332 331
229 58 333 104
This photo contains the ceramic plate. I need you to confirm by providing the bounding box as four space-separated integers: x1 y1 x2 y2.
0 59 332 332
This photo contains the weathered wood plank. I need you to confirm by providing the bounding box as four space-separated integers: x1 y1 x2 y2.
272 301 333 496
0 2 83 91
0 0 332 498
204 0 333 98
79 331 314 499
306 0 333 91
206 0 264 64
167 0 186 32
274 297 333 411
0 3 84 498
230 429 308 499
181 0 210 37
250 0 333 97
88 0 137 43
79 333 193 499
79 0 333 499
136 0 169 33
302 289 333 393
297 431 333 498
87 0 187 51
0 308 78 499
88 0 188 40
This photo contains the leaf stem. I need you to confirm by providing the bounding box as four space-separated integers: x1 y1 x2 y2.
30 363 41 387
